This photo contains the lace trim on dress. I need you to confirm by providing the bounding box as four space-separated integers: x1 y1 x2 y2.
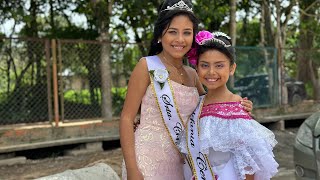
200 102 252 120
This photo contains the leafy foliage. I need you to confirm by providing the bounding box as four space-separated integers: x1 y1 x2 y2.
0 0 320 124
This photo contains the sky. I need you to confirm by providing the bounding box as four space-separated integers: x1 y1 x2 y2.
0 1 299 39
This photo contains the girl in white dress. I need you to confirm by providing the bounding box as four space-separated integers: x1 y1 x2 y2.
179 30 278 180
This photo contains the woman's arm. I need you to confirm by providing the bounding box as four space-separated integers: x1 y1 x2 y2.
120 58 149 180
240 97 253 113
234 95 253 113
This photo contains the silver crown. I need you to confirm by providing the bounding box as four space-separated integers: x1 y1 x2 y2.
211 39 231 47
161 0 193 12
212 32 231 40
200 32 231 48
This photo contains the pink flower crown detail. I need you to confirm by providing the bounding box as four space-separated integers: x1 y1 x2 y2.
187 30 232 66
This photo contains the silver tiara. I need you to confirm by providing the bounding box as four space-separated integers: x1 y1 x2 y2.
212 32 231 40
200 32 231 47
161 0 193 12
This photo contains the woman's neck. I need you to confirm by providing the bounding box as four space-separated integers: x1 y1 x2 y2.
160 52 183 68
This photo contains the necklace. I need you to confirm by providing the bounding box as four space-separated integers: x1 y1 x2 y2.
162 55 184 75
162 55 184 85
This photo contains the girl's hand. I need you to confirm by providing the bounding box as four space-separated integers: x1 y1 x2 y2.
127 169 144 180
240 97 253 114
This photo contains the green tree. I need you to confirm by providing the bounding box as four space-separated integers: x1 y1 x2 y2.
297 0 320 100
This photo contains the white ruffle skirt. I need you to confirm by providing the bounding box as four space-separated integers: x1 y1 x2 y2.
179 116 279 180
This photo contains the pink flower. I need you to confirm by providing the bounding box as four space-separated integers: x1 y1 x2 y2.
195 30 213 45
187 48 197 66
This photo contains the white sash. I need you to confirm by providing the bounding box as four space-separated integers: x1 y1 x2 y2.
186 96 215 180
146 55 185 148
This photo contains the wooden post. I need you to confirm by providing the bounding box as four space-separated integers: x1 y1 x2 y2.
57 40 64 122
51 39 60 127
45 39 53 122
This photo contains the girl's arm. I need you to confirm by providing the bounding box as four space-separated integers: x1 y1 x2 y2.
120 58 149 180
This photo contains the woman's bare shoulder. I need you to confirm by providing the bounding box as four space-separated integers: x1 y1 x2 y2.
184 65 197 76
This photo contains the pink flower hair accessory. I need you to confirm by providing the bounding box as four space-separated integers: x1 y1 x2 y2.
187 47 197 66
195 30 214 45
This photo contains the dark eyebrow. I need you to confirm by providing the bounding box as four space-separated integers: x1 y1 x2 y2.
199 60 228 64
198 60 209 63
168 27 193 31
214 60 228 64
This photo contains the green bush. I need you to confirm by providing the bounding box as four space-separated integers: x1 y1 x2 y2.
112 87 127 116
63 87 127 117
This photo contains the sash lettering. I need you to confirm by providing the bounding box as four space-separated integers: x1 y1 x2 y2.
146 56 186 151
160 94 173 120
189 112 195 147
174 122 183 143
146 56 215 180
186 96 215 180
197 152 208 180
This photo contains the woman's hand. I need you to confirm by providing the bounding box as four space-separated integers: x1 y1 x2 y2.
240 97 253 114
127 168 144 180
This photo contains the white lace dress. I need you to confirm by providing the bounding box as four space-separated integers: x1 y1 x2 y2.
179 101 279 180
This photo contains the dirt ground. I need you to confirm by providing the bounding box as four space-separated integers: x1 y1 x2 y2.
0 128 298 180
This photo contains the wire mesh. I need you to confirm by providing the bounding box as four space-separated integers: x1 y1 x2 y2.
232 46 278 108
1 37 316 125
58 40 142 121
0 38 49 125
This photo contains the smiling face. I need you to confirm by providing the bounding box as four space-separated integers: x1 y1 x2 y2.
197 49 236 91
160 15 194 60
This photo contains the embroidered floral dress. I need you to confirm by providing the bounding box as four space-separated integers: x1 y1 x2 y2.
122 81 199 180
179 101 279 180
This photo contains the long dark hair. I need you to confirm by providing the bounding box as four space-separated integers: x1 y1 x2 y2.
148 0 199 56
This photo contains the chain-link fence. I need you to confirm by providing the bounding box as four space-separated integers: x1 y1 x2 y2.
57 40 142 121
0 38 143 125
232 46 279 108
1 37 318 125
57 40 103 121
0 38 50 125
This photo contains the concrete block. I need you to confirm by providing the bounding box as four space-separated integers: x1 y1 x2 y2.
0 152 15 159
85 142 103 151
64 149 99 156
35 163 120 180
64 142 103 156
0 156 26 166
268 120 285 131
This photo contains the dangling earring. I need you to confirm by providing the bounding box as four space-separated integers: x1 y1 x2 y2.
157 40 161 43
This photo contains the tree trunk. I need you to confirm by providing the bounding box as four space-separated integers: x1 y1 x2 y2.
260 1 266 47
94 0 113 120
297 0 319 100
49 0 55 37
275 0 288 105
229 0 236 88
260 0 274 105
308 58 320 100
229 0 236 46
264 0 274 46
297 2 314 82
